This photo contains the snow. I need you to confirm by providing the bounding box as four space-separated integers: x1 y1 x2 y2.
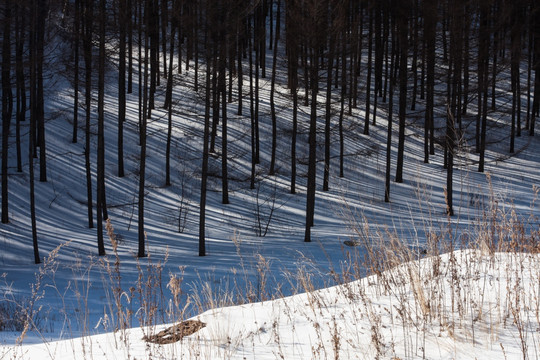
1 11 540 360
3 250 540 359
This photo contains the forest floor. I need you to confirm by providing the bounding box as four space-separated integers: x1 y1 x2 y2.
1 15 540 359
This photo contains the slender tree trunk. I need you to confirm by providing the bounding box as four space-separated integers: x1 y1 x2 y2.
395 2 408 184
148 0 158 117
478 1 490 172
161 0 168 78
37 0 46 182
385 66 394 203
220 28 229 205
525 4 533 131
510 1 523 153
2 0 13 224
15 5 25 173
373 3 382 125
339 25 346 179
411 0 419 111
72 0 80 143
269 0 280 176
364 10 373 135
249 16 256 189
138 7 150 258
254 16 260 164
127 0 133 93
462 11 470 115
29 0 40 264
209 51 218 154
96 0 106 256
424 0 437 163
165 24 175 186
237 21 244 115
288 2 298 194
305 15 320 242
532 1 540 133
84 0 93 229
118 0 126 177
323 26 335 192
199 39 212 257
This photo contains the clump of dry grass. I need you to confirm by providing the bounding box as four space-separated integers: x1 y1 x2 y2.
4 179 540 359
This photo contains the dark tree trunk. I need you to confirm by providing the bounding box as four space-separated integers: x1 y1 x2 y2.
395 2 408 184
220 35 229 205
96 0 106 256
510 1 523 152
461 9 470 115
161 0 168 78
339 22 346 179
15 4 25 173
424 0 437 163
29 0 40 264
269 0 280 176
304 3 322 242
118 0 126 178
364 10 373 135
83 0 94 229
138 7 150 259
2 0 13 224
165 23 175 187
237 21 244 116
37 0 46 182
127 0 133 93
304 46 318 242
199 36 212 257
72 0 80 144
478 1 490 172
249 16 256 189
287 0 298 194
385 62 394 203
323 22 335 192
254 14 260 164
411 0 419 111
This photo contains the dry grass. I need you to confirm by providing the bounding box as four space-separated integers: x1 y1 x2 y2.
2 179 540 359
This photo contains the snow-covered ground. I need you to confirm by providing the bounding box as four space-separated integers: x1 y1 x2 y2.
1 13 540 359
3 250 540 359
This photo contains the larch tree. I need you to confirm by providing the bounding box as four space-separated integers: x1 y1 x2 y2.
1 0 13 224
394 0 409 184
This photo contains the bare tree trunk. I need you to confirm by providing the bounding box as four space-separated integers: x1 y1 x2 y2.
304 44 318 242
165 23 176 186
2 0 13 224
395 2 408 184
36 0 47 182
385 60 394 203
364 10 373 135
424 0 437 163
339 23 346 179
269 0 280 176
410 0 419 111
29 0 41 263
138 6 150 258
84 0 94 229
15 4 25 173
199 34 212 257
72 0 80 143
127 0 133 93
96 0 107 256
323 21 335 192
287 0 298 193
118 0 126 177
220 34 229 204
249 16 256 189
478 1 490 172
